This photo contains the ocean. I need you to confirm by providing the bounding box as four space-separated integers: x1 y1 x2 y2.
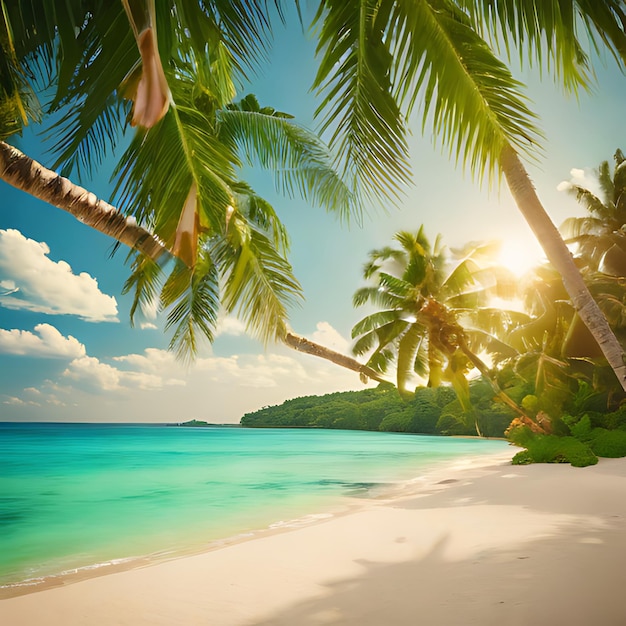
0 422 510 589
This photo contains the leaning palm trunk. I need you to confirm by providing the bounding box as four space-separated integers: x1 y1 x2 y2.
501 145 626 392
0 141 167 260
0 141 389 382
456 334 548 434
284 331 390 385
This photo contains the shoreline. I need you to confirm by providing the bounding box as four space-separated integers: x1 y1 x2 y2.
0 449 513 600
6 450 626 624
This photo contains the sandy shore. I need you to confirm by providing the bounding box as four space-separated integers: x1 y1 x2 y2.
3 450 626 625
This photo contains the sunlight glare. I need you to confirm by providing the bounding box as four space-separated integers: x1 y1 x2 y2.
497 240 543 277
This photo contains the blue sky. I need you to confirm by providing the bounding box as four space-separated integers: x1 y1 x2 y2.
1 11 625 423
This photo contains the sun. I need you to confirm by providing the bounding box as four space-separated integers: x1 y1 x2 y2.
496 239 544 277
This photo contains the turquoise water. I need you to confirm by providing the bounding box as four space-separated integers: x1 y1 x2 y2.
0 423 509 587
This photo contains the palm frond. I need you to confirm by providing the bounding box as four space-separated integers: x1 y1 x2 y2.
122 252 164 325
387 0 543 180
560 216 605 240
575 0 626 70
216 215 302 344
457 0 593 91
566 184 609 218
597 159 614 205
312 0 412 205
351 310 403 340
161 256 220 361
232 181 290 253
397 324 425 394
352 285 403 309
218 105 358 221
44 3 136 177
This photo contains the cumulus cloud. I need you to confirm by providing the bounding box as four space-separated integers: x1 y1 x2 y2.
139 322 158 330
3 395 40 407
0 324 86 358
63 356 171 392
65 349 186 393
0 229 118 322
557 167 602 197
311 321 350 353
215 316 247 337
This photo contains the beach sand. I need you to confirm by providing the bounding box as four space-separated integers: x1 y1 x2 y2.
3 450 626 625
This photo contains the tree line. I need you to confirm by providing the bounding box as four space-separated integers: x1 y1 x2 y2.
240 381 516 438
3 3 626 465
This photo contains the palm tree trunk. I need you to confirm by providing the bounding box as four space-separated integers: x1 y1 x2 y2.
284 331 391 385
501 144 626 392
455 333 548 434
0 141 168 261
0 142 394 387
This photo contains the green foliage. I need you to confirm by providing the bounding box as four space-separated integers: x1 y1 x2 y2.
591 404 626 431
588 429 626 458
509 427 598 467
241 380 512 437
568 414 593 442
379 408 413 432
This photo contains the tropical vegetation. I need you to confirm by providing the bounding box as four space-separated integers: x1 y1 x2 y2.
3 3 626 465
240 382 516 438
2 1 626 384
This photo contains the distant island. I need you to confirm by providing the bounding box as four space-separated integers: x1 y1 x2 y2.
174 420 241 428
240 381 515 437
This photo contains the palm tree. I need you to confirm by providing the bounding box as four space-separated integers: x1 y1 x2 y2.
0 2 361 359
561 149 626 276
350 227 533 433
311 0 626 391
504 262 626 427
3 1 626 391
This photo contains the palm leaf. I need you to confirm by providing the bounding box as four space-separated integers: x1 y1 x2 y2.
46 3 136 177
457 0 594 91
312 0 412 205
351 310 402 340
218 105 358 220
396 324 425 395
161 256 220 361
216 215 302 344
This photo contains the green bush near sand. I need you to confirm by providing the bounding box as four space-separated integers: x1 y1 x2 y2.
509 417 626 466
508 426 598 467
588 429 626 458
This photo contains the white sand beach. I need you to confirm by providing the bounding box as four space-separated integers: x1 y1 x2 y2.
3 450 626 625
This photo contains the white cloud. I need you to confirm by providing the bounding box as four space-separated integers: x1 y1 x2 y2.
66 349 187 393
139 322 158 330
5 323 375 422
63 356 169 392
64 356 122 391
3 395 40 407
0 324 86 358
0 229 118 322
310 321 350 353
557 167 602 198
215 316 247 337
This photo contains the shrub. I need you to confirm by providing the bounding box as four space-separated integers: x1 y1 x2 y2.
589 428 626 458
569 415 593 442
595 405 626 431
379 410 413 432
510 430 598 467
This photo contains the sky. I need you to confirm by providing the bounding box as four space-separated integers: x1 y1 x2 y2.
1 9 625 423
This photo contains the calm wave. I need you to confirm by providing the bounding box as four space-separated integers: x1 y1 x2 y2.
0 422 509 587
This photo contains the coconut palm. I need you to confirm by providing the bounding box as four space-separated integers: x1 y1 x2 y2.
503 262 626 426
561 149 626 275
3 0 626 389
350 227 531 433
0 1 362 359
311 0 626 390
